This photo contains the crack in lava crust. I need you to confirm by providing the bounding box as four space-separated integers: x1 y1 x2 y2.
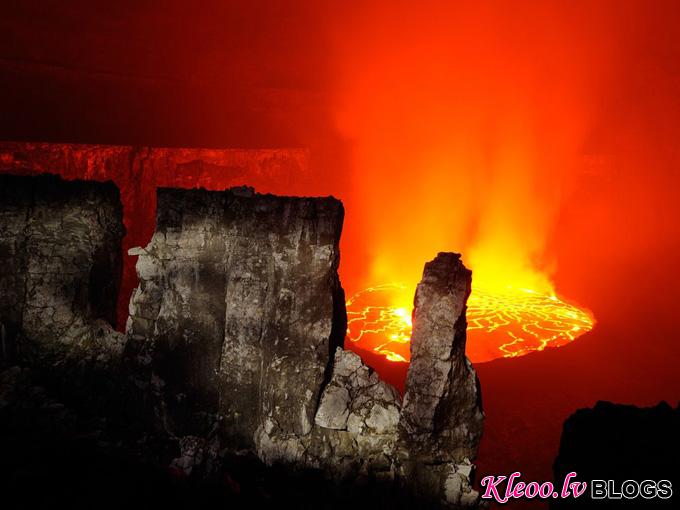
346 283 594 363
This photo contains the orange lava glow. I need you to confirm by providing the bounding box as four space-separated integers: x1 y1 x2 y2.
331 3 608 365
346 284 413 363
346 281 594 364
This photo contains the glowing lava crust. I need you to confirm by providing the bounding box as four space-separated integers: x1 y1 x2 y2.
346 283 594 364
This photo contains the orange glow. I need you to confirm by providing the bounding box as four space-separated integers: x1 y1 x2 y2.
346 284 413 363
346 280 594 363
329 3 610 363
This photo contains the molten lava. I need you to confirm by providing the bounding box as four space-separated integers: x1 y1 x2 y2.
346 284 413 363
346 280 594 364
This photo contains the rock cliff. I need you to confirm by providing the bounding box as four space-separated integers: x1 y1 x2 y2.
0 171 484 508
0 174 125 368
126 186 346 448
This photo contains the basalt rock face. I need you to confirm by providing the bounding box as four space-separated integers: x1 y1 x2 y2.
126 186 346 450
0 174 125 369
399 252 484 506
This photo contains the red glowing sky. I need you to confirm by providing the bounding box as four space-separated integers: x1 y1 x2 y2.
1 2 680 506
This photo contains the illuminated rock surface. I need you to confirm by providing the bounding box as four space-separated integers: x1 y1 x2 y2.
399 252 484 506
307 348 401 475
126 186 345 447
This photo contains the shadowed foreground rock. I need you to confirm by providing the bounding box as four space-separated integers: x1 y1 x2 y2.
552 401 679 509
0 174 125 369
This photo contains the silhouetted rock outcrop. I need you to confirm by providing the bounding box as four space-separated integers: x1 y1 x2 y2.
552 401 679 509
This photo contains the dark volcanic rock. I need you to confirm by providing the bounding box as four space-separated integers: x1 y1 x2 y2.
552 401 679 509
0 174 125 367
399 252 484 506
126 186 346 448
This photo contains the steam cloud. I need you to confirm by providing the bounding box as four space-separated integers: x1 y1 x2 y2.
329 2 620 294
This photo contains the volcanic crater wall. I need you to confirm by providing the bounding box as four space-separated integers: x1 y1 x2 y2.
0 166 483 508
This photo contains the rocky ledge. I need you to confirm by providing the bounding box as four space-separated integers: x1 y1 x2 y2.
0 174 484 508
